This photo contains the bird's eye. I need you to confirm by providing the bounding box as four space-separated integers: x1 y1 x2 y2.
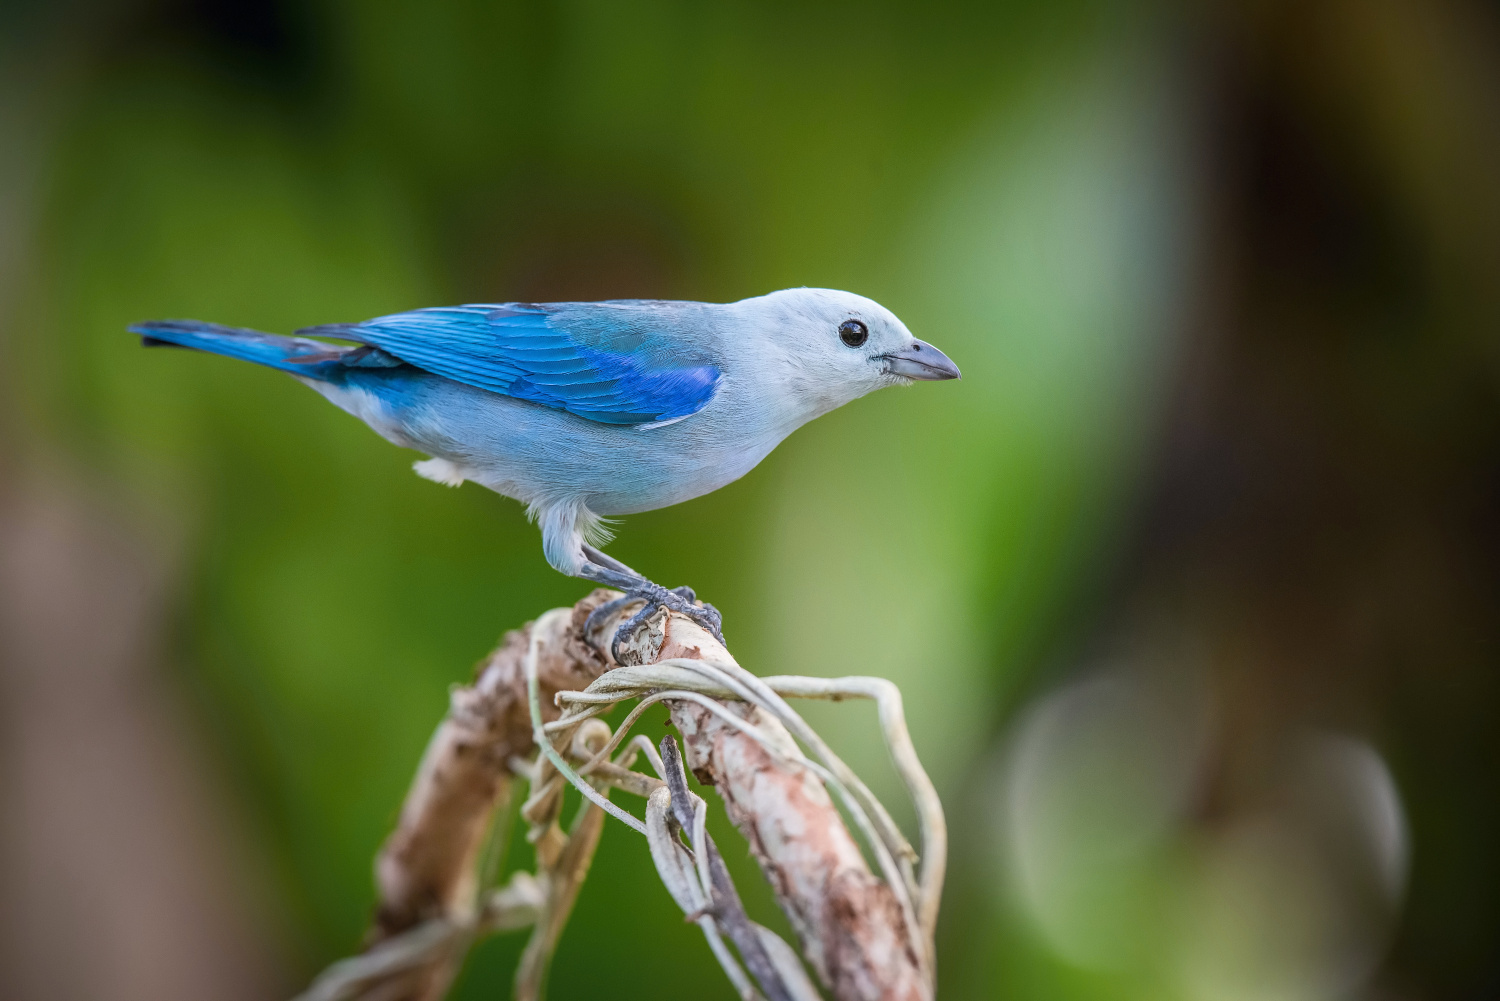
838 319 869 347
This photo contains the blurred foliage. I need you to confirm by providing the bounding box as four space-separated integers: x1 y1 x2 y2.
5 0 1500 999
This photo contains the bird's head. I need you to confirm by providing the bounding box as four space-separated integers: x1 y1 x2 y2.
735 288 960 420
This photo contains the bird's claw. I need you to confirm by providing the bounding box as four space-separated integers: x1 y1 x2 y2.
587 582 726 663
676 596 724 642
583 594 636 643
658 584 724 644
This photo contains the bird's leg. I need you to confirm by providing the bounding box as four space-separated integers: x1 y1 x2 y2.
581 545 705 611
577 551 724 659
580 544 640 578
578 546 649 641
581 544 709 624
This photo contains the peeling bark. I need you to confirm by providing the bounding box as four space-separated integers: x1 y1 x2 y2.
650 620 930 1001
365 594 612 1000
357 592 928 1001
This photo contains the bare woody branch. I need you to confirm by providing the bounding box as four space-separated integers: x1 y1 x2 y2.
614 614 931 1001
361 597 611 1001
305 590 933 1001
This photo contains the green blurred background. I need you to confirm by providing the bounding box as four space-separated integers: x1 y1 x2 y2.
2 1 1498 999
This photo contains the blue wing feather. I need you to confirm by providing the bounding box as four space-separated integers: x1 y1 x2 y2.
299 303 720 426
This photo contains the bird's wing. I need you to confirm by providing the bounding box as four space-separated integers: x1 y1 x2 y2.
299 302 722 426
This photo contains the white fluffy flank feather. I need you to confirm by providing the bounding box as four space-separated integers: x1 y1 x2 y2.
413 457 467 487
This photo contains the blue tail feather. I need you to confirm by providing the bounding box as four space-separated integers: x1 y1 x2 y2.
131 320 403 380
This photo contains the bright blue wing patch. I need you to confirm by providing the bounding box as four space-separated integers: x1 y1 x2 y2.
300 303 720 426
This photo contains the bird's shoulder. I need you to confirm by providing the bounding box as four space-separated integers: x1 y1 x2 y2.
538 299 726 359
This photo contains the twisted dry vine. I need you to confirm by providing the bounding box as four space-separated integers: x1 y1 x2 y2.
294 590 944 1001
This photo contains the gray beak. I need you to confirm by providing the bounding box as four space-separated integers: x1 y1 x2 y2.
881 339 961 381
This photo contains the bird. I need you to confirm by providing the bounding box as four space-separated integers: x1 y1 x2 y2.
132 288 960 655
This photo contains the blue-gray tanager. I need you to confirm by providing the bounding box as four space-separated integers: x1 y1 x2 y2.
132 288 959 651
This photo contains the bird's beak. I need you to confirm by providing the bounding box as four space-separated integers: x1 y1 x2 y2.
880 340 961 381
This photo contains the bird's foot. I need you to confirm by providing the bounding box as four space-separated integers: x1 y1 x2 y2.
584 582 724 662
582 593 635 643
662 585 724 644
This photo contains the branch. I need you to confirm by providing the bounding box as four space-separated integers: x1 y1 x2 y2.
608 612 932 1001
299 590 938 1001
360 595 612 1000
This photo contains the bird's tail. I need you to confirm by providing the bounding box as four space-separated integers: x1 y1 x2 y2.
131 319 362 379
